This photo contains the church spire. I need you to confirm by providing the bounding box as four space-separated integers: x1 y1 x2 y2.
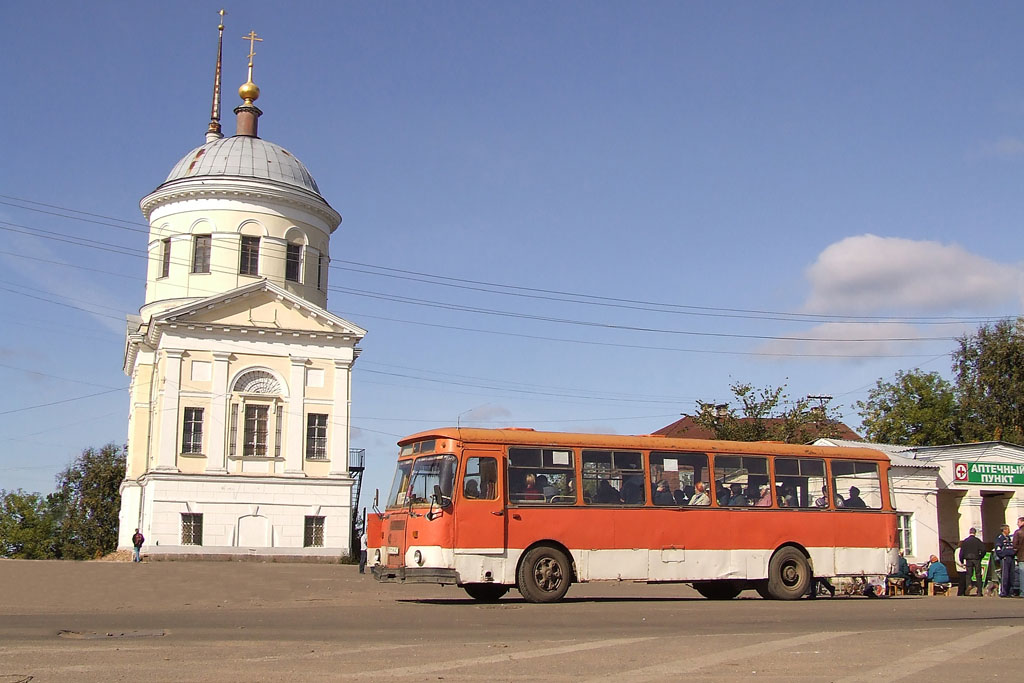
205 9 226 143
234 30 263 138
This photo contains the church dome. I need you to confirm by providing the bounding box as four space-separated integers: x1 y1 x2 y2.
161 135 321 195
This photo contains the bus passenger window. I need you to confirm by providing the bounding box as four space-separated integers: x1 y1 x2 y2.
508 447 576 504
463 457 498 501
831 461 881 509
583 450 644 505
773 458 826 509
714 455 769 507
650 452 708 506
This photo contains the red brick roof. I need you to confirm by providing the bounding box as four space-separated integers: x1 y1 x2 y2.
653 415 862 442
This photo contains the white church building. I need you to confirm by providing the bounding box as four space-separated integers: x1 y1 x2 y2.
117 22 365 558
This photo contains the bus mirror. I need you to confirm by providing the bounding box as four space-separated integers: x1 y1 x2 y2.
433 484 452 509
373 489 379 508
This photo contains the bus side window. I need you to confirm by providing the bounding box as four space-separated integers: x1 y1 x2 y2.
774 457 825 509
508 447 577 504
831 461 881 509
464 457 497 501
582 450 644 505
650 451 708 506
714 455 769 507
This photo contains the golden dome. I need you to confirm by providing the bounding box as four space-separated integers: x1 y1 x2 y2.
238 79 260 104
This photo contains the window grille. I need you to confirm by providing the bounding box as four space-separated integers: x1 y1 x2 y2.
274 405 283 458
286 243 302 282
239 236 260 276
306 413 328 459
228 404 238 457
192 235 211 273
304 516 325 547
181 407 204 454
181 513 203 545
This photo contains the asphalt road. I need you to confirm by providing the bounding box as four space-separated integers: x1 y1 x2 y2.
1 560 1022 682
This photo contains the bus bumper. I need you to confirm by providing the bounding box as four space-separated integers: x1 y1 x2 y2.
372 565 460 584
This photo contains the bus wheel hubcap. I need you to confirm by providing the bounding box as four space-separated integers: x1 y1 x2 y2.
535 558 562 591
782 562 799 585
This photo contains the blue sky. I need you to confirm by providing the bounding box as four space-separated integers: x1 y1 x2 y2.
2 1 1023 503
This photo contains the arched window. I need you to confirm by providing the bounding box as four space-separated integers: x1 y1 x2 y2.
228 370 284 459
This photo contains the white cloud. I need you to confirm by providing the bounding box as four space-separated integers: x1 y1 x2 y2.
976 137 1024 160
803 234 1022 315
756 321 970 359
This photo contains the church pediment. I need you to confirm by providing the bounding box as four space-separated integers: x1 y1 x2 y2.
150 280 366 338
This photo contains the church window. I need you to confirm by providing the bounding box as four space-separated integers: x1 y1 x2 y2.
192 235 211 274
181 513 203 546
160 238 171 278
286 243 302 282
306 413 328 459
228 404 238 457
274 405 283 458
317 253 325 290
182 407 204 454
233 370 281 395
243 405 269 456
239 236 260 276
304 516 325 547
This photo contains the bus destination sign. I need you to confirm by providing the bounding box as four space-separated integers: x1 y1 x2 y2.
953 462 1024 485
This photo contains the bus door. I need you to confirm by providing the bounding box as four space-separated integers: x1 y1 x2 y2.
382 459 414 570
454 452 507 554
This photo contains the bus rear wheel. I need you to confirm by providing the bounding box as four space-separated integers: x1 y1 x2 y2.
766 546 811 600
463 583 509 602
693 580 744 600
517 546 572 603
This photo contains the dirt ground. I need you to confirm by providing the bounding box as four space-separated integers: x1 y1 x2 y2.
2 558 1023 682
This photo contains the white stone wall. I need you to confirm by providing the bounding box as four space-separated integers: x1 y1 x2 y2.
131 474 353 556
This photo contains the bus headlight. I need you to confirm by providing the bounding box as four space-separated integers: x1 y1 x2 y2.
374 549 381 564
413 549 424 566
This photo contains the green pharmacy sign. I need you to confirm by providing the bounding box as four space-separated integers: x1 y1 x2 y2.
953 462 1024 486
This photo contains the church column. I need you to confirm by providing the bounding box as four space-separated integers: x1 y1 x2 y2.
156 349 184 471
205 351 231 473
329 358 352 476
285 356 308 475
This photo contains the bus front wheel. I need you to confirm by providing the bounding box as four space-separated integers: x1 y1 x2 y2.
766 546 811 600
693 580 744 600
463 583 509 602
517 546 572 603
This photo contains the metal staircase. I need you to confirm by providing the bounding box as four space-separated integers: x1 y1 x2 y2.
349 448 366 557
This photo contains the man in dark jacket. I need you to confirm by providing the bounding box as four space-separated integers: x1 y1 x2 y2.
995 525 1015 597
131 528 144 563
1013 517 1024 596
959 527 986 596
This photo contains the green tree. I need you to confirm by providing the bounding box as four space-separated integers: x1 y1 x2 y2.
954 317 1024 444
50 443 126 560
693 382 843 443
0 489 57 559
855 370 957 446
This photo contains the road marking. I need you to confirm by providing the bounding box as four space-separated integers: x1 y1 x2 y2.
342 636 656 679
834 625 1018 683
586 630 855 683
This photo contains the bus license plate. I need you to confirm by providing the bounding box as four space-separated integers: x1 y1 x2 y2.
387 546 400 555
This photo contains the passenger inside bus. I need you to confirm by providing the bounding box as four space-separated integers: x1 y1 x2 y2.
755 484 772 507
727 483 750 506
844 486 867 508
689 481 711 506
521 473 544 501
596 479 622 503
654 480 675 505
674 485 694 505
621 474 645 504
464 479 480 499
716 483 729 506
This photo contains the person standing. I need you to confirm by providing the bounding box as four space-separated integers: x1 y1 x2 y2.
1013 517 1024 597
358 529 368 574
995 524 1016 598
959 527 986 596
131 528 144 563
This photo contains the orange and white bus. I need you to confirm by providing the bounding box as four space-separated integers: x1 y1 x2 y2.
369 427 898 602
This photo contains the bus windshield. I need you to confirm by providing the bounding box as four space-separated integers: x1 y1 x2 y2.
406 454 457 505
387 460 413 508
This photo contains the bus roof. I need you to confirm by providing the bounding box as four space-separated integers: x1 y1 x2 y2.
397 427 889 462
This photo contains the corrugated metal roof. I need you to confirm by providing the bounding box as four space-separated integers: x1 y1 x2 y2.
813 438 939 469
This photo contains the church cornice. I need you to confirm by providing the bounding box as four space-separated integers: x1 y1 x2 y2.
140 176 341 228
